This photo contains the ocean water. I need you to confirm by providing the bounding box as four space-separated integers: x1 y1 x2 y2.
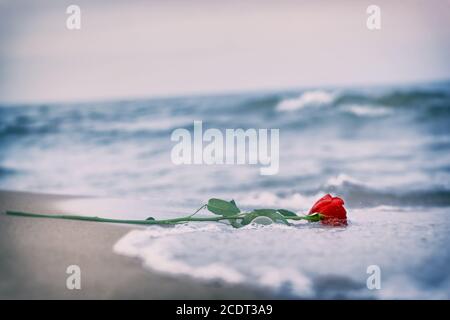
1 81 450 298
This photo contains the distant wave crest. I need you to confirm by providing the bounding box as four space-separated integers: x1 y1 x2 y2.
276 90 336 111
342 104 393 117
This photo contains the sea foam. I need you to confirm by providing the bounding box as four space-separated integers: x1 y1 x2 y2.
276 90 335 111
113 207 450 299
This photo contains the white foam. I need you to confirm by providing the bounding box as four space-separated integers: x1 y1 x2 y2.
276 90 335 111
236 191 320 211
113 207 450 298
324 172 432 193
114 222 316 296
114 224 245 283
95 117 191 132
343 104 392 117
325 173 365 188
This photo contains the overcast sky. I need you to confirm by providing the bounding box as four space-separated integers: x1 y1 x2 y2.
0 0 449 104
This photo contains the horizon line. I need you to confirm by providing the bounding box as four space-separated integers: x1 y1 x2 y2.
1 76 449 107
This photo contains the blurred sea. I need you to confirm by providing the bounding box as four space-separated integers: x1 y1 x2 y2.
1 81 449 210
1 81 450 298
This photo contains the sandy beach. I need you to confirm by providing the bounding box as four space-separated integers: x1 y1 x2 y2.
0 190 270 299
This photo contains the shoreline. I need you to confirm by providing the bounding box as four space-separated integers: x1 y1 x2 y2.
0 190 271 299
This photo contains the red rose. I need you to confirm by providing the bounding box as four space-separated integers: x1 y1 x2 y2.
309 194 347 226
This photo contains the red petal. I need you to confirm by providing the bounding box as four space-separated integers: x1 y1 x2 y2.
320 200 347 220
308 194 332 214
331 197 345 206
308 194 348 226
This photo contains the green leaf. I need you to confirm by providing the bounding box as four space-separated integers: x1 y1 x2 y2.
146 217 155 221
207 198 240 216
241 209 290 226
228 218 243 228
277 209 298 217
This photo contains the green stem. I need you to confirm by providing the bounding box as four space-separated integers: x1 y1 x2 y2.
4 210 316 225
4 210 247 225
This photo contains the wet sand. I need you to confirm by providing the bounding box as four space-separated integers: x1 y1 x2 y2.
0 190 270 299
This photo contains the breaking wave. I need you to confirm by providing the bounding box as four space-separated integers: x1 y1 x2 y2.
276 90 336 111
341 104 393 117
